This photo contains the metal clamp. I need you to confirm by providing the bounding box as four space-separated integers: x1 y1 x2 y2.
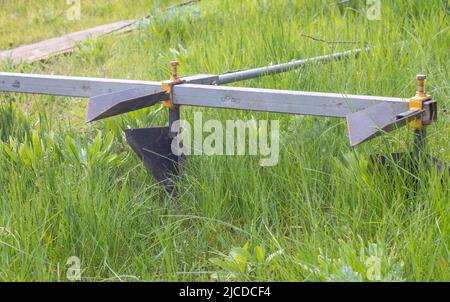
409 74 435 129
161 61 184 109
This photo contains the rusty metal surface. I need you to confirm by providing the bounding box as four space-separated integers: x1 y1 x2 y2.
125 127 182 192
346 102 423 146
87 88 169 122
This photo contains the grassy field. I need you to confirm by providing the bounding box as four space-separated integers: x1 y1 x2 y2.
0 0 449 281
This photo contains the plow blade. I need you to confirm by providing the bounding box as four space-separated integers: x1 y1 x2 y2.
87 88 169 122
346 102 423 146
125 127 182 192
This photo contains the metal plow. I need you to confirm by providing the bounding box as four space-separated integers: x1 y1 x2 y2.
0 48 447 193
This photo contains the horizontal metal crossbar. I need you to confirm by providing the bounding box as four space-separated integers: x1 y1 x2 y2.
0 72 409 117
0 72 161 98
172 83 408 117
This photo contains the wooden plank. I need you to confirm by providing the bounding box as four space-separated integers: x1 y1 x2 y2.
173 83 409 117
0 1 203 66
0 72 161 98
0 20 134 66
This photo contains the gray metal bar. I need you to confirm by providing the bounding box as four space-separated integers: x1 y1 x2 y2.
0 72 161 98
173 83 408 118
0 71 410 119
413 128 427 157
216 47 369 85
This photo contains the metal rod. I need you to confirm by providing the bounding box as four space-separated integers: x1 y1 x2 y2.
413 128 427 158
216 47 370 85
169 108 180 138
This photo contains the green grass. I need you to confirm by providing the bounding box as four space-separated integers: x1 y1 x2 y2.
0 0 182 49
0 0 449 281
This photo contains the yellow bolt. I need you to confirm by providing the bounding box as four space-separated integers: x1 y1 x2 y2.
170 61 179 82
416 74 426 97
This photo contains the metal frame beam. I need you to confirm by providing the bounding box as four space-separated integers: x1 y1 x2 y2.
0 72 161 98
172 83 408 117
0 72 409 118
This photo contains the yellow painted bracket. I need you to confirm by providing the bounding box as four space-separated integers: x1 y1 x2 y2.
409 75 432 129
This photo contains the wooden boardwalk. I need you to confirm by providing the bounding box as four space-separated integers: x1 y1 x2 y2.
0 20 135 66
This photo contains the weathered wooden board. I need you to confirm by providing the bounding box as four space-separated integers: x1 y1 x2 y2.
0 20 134 66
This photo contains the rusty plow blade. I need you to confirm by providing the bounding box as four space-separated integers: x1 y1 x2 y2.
346 102 424 146
125 127 183 193
86 88 169 122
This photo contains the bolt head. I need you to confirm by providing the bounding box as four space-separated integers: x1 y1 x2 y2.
171 61 179 66
416 74 427 81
